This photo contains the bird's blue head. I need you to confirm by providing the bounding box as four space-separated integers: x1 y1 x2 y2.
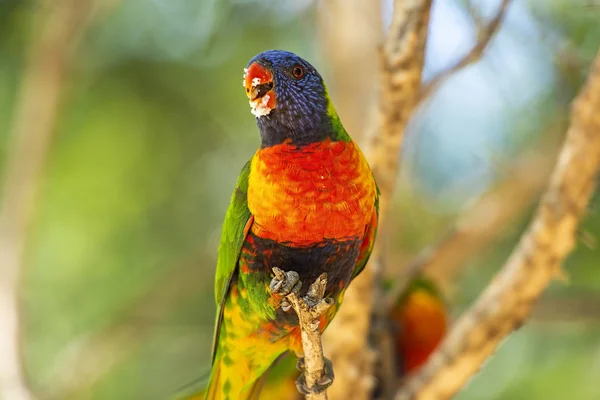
243 50 345 147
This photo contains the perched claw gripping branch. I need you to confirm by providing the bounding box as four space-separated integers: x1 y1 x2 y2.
271 268 335 400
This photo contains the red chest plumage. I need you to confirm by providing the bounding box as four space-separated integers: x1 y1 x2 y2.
247 139 376 246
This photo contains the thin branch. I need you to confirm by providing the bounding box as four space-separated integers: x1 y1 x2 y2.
0 1 97 399
370 0 432 213
323 1 433 399
395 50 600 400
272 268 333 400
419 0 512 102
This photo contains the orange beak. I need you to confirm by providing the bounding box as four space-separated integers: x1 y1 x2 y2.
244 62 275 101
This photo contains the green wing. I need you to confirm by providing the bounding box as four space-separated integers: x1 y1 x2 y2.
211 159 253 363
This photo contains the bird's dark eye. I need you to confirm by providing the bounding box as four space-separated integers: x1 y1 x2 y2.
292 65 304 78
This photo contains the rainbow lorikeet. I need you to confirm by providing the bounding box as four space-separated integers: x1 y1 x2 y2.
389 278 447 374
204 50 379 400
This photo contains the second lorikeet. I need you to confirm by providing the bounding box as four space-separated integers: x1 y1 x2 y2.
389 278 448 374
204 50 379 400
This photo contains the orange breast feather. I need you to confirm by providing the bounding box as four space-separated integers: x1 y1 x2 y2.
247 139 376 246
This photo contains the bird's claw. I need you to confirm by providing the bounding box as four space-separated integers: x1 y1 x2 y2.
270 268 302 299
295 357 334 395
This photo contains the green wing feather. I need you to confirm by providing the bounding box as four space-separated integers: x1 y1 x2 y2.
211 159 253 363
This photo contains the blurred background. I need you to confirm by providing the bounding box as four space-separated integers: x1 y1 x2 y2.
0 0 599 399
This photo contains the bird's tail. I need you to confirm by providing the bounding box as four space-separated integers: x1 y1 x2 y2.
202 357 269 400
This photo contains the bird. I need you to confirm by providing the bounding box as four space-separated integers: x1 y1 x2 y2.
389 278 447 374
203 49 379 400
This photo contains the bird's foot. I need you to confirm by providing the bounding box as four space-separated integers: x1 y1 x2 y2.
270 267 302 311
295 357 335 395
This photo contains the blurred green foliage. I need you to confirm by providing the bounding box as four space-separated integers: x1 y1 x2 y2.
0 0 598 399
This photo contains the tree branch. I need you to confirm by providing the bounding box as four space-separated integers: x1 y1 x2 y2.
324 2 433 399
370 0 432 213
272 268 333 400
419 0 511 102
0 2 97 399
395 50 600 400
